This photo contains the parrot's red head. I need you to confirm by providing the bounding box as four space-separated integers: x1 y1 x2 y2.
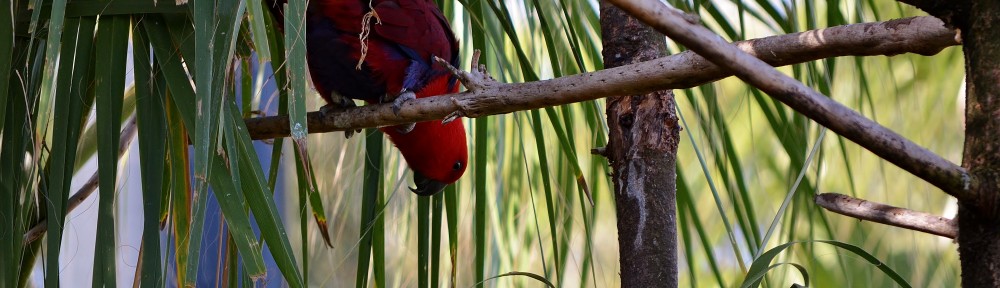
381 75 467 196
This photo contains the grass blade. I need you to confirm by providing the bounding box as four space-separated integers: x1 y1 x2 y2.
205 153 269 281
418 196 430 288
1 35 34 288
163 88 192 285
191 0 218 203
224 101 305 287
677 169 726 287
134 19 168 288
216 74 273 283
430 194 444 288
678 106 747 272
91 15 130 287
245 0 271 62
283 0 309 142
305 159 332 247
444 184 459 285
145 15 300 285
44 16 90 288
741 240 910 288
35 0 68 160
474 116 488 288
0 3 20 285
757 129 826 258
0 0 13 134
476 271 556 288
187 1 220 281
291 142 310 282
358 129 383 288
373 178 386 288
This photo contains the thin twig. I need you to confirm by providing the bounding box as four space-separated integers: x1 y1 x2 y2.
815 193 957 239
603 0 971 199
23 115 139 245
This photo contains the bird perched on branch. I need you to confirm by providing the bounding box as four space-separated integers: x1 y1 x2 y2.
267 0 467 195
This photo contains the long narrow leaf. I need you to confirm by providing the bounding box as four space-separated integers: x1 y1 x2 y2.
133 22 168 288
91 15 129 287
430 194 444 288
741 240 910 288
0 3 21 286
0 0 13 136
444 184 459 285
35 0 68 158
357 129 383 288
190 0 215 174
226 102 305 287
44 16 88 288
418 196 430 288
1 34 34 288
144 16 291 286
187 2 219 281
283 0 309 141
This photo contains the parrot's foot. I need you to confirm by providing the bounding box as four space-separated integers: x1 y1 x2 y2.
433 49 496 93
391 90 416 116
320 94 362 139
379 89 417 134
442 98 471 125
395 122 416 134
379 89 416 116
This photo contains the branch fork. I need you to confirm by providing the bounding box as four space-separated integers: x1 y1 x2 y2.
435 49 496 124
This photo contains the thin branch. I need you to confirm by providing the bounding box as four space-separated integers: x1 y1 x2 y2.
815 193 957 239
603 0 971 200
244 16 958 138
24 115 138 245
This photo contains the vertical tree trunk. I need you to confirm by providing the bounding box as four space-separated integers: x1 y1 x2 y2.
600 3 681 287
955 0 1000 286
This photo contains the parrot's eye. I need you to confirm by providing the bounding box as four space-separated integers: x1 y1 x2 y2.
452 161 463 171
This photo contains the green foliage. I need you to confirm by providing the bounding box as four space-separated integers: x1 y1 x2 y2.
0 0 965 287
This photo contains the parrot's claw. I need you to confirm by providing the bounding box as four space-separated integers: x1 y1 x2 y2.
380 90 417 134
395 122 416 134
320 94 362 139
441 97 470 125
392 90 416 116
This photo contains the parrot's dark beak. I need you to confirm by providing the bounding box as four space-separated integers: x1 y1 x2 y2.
410 171 449 196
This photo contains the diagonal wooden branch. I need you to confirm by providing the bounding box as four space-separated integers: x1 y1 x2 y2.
815 193 957 239
603 0 971 200
244 16 958 138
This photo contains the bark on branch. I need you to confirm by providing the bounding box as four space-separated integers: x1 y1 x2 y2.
815 193 957 239
245 16 958 138
602 0 971 200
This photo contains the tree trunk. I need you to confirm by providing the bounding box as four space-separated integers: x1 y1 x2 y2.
600 2 681 287
954 0 1000 286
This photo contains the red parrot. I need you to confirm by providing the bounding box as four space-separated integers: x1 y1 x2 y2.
267 0 467 195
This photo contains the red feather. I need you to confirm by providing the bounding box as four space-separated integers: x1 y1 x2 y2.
381 76 467 184
267 0 468 191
